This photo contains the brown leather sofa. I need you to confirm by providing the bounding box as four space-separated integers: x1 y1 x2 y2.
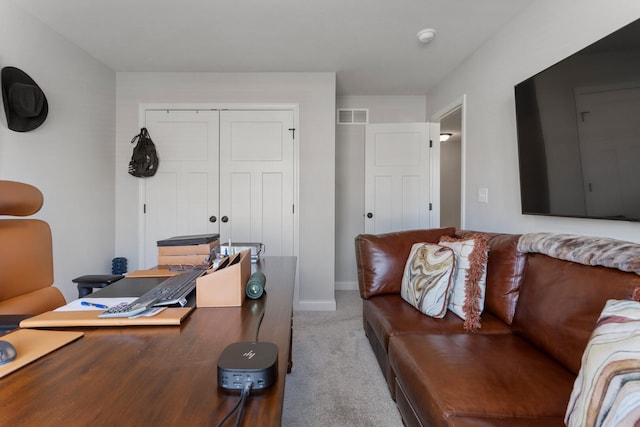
0 181 66 314
355 227 640 427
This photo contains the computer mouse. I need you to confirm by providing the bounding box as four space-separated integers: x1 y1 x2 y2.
0 340 17 365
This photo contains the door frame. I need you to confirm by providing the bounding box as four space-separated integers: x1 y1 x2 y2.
430 95 467 229
137 103 300 270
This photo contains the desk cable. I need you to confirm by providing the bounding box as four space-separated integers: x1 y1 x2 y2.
215 292 267 427
215 381 252 427
254 291 267 342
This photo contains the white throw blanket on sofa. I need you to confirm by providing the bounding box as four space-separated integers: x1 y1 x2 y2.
517 233 640 275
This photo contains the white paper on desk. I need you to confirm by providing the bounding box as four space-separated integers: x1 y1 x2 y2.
54 298 136 311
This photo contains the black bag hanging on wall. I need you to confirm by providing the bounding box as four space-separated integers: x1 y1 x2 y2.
128 127 159 177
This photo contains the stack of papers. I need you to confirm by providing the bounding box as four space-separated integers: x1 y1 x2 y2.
55 298 136 312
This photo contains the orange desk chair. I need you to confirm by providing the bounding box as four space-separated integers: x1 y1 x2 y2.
0 180 66 314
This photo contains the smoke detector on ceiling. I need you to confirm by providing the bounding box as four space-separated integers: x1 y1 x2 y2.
417 28 436 44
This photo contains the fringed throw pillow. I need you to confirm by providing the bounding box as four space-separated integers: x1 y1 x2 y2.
400 243 456 318
565 299 640 427
439 234 489 331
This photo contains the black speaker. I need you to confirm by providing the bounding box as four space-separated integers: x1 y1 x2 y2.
246 272 266 299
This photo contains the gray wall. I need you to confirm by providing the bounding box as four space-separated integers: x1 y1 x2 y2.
426 0 640 242
6 0 640 304
115 72 336 310
0 2 116 301
335 96 426 290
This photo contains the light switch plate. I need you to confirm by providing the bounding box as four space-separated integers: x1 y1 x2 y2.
478 187 489 203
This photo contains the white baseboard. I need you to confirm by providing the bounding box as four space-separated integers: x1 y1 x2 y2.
292 281 358 310
294 299 337 311
335 281 358 291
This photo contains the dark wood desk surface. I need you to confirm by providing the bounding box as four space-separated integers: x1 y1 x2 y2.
0 256 296 427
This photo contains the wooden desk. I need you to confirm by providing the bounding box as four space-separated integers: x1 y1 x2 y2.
0 256 296 427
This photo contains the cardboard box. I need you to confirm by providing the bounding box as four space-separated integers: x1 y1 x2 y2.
196 249 251 307
157 240 219 256
157 254 210 268
127 269 180 278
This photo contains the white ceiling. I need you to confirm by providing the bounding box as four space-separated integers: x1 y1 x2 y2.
13 0 534 95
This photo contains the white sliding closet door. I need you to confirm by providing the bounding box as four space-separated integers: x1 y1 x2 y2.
219 110 295 256
142 110 220 268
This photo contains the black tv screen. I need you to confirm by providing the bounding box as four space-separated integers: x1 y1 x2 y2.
514 18 640 222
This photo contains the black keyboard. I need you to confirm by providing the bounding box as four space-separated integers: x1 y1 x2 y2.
98 268 206 318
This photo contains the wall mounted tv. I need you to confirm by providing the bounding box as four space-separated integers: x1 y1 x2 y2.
514 18 640 222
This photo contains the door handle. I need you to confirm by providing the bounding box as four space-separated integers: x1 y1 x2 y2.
209 216 217 223
221 216 229 223
366 212 373 219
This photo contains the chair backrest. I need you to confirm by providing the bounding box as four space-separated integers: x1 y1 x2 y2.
0 181 55 302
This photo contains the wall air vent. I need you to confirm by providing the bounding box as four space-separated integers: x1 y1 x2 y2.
337 109 368 124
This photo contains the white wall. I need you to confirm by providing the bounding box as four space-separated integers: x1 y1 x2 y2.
426 0 640 242
335 96 426 290
0 2 116 302
115 72 336 310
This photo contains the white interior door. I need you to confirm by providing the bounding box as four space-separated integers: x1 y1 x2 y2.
365 123 431 234
219 110 295 256
575 84 640 220
142 110 220 268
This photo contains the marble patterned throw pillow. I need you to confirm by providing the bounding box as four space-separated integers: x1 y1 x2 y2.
565 299 640 427
439 234 489 331
400 243 456 318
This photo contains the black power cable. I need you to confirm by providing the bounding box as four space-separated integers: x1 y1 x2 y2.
215 288 268 427
215 382 252 427
254 292 267 342
234 382 252 427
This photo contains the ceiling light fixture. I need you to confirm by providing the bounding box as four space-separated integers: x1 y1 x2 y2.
440 133 452 142
417 28 437 44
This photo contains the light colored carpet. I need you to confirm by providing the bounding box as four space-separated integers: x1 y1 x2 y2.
282 291 403 426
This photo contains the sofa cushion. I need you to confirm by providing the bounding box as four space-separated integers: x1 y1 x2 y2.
512 253 640 374
355 227 456 298
389 334 575 426
565 299 640 427
394 383 565 427
440 234 488 330
364 295 512 399
400 243 456 318
446 416 565 427
363 295 511 352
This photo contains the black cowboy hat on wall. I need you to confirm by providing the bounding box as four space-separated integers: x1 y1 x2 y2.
1 66 48 132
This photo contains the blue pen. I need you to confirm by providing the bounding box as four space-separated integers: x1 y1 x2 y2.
81 301 109 309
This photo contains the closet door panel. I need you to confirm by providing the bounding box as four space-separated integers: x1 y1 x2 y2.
142 110 220 269
220 110 294 256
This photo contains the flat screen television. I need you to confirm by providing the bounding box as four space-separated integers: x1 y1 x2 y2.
514 18 640 222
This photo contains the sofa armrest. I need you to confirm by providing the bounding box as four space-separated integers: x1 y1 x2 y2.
355 227 456 299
